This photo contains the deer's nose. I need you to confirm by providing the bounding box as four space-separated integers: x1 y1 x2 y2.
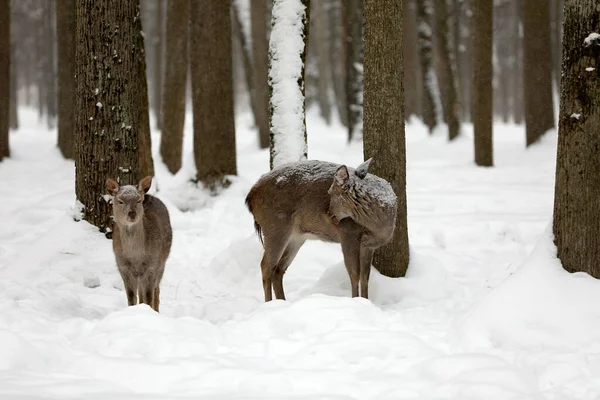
128 211 136 220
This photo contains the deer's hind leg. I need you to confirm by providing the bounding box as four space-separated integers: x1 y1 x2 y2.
260 230 290 302
273 238 305 300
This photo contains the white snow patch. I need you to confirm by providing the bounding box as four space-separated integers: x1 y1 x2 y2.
570 113 581 120
268 0 308 168
584 32 600 46
460 226 600 350
585 67 595 72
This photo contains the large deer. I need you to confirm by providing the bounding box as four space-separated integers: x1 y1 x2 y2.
246 159 397 301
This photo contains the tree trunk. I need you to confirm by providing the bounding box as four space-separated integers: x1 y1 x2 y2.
329 0 348 127
153 0 163 130
312 0 333 126
0 0 9 161
416 0 439 133
513 0 524 124
9 39 18 131
137 30 155 180
190 0 237 186
495 0 512 123
433 0 460 140
342 0 363 141
232 0 259 129
363 0 409 277
553 0 600 277
269 0 310 169
160 0 189 174
251 0 270 149
471 0 493 166
75 0 148 232
57 0 76 159
458 0 472 122
523 0 555 146
46 2 57 128
551 0 564 89
404 0 422 120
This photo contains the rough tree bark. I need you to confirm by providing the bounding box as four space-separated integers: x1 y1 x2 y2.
0 0 9 161
190 0 237 186
75 0 149 231
268 0 310 169
342 0 363 141
553 0 600 277
523 0 555 146
433 0 460 140
416 0 439 133
251 0 270 149
472 0 493 166
57 0 76 159
160 0 189 175
363 0 409 277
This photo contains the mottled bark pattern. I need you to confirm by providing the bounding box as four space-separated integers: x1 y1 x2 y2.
416 0 437 133
0 0 9 161
160 0 189 174
75 0 148 231
553 0 600 277
363 0 409 277
342 0 363 141
191 0 237 185
57 0 76 159
251 0 271 149
471 0 493 166
523 0 555 146
434 0 460 140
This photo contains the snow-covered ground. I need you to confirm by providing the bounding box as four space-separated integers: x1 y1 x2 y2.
1 108 600 399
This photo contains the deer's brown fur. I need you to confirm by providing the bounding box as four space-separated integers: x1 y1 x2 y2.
246 159 397 301
106 176 172 312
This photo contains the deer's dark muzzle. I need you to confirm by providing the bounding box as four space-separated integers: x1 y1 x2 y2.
127 211 137 220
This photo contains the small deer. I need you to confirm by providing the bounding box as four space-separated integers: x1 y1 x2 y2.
245 159 397 301
106 176 172 312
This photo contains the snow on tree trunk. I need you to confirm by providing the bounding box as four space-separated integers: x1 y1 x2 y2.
553 1 600 277
74 0 149 232
268 0 310 170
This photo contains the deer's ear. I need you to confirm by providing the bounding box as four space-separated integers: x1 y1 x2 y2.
106 178 119 195
355 158 372 179
334 165 350 186
138 176 152 194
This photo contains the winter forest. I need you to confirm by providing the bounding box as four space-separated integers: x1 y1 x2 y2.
0 0 600 398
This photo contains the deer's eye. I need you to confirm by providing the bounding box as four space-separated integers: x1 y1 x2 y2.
118 200 124 205
137 199 142 204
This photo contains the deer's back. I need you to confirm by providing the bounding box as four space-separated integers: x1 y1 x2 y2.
247 161 341 242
